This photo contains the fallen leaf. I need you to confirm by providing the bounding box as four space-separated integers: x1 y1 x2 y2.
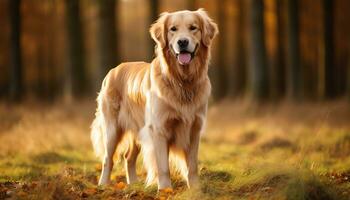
17 191 27 197
114 182 126 190
163 187 173 194
158 187 174 199
83 188 97 195
81 192 88 198
30 181 38 189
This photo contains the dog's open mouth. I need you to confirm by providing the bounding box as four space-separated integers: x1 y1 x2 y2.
176 52 192 65
174 45 198 66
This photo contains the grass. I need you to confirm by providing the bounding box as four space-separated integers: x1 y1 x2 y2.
0 100 349 199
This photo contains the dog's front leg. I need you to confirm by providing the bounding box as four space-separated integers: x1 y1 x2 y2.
185 116 202 188
152 132 172 189
144 93 172 189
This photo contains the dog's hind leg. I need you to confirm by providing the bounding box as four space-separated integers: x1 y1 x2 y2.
124 135 140 184
98 123 122 185
98 98 123 185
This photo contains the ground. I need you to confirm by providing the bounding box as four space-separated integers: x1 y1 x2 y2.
0 100 349 200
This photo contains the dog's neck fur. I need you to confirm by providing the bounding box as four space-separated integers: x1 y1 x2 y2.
161 44 209 84
151 44 211 104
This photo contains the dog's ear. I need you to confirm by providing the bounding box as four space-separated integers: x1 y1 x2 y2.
196 8 218 47
150 12 169 49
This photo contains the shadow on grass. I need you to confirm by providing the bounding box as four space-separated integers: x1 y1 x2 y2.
230 172 289 198
329 132 350 158
0 151 98 182
31 151 96 165
259 137 296 151
200 169 233 182
237 131 258 145
31 152 76 164
199 169 234 197
0 163 45 181
286 176 336 200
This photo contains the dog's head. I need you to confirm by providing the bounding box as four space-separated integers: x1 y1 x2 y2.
150 9 218 67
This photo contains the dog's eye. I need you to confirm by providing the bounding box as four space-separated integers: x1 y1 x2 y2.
189 25 197 31
170 26 177 32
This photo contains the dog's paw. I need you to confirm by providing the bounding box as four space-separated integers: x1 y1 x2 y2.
158 187 174 200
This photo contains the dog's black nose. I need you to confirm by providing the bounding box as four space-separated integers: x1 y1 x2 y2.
177 39 189 49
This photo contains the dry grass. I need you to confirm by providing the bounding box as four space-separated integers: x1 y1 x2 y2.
0 100 350 199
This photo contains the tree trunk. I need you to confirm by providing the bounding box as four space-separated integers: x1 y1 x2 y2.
347 39 350 101
211 0 228 100
323 0 335 99
227 0 246 98
149 0 159 60
270 0 286 100
286 0 302 100
96 0 118 86
47 0 57 101
247 0 268 101
9 0 22 102
64 0 86 100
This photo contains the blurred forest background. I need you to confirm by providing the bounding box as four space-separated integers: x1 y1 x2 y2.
1 0 350 103
1 1 350 199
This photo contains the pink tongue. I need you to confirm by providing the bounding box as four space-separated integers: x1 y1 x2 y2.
177 53 191 65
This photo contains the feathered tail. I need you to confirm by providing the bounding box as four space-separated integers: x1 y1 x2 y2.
90 108 105 160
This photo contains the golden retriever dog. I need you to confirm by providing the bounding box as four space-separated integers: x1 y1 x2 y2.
91 9 218 190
